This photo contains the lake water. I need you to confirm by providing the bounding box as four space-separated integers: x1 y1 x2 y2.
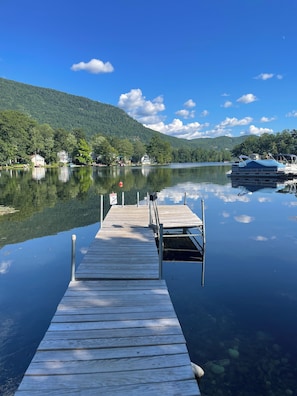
0 164 297 396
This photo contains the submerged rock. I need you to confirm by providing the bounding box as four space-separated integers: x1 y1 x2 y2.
228 348 239 358
210 363 225 375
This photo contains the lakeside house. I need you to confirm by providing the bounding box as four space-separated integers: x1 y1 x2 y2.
30 154 45 167
141 154 151 165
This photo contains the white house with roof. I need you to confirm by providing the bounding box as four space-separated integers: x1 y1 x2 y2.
31 154 45 167
141 154 151 165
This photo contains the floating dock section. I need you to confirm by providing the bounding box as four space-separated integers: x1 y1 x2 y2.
16 204 203 395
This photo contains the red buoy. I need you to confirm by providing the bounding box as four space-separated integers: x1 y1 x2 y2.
118 181 123 188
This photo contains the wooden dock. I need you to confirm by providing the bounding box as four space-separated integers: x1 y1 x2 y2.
16 204 202 395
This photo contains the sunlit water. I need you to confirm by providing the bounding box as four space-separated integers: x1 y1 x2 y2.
0 164 296 395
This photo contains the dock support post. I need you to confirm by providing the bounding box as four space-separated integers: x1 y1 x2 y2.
201 199 206 246
201 256 205 287
149 200 152 226
71 234 76 281
137 192 140 207
184 192 187 205
159 223 163 279
122 191 125 207
100 194 103 226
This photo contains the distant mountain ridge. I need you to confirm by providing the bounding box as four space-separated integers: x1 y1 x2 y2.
0 77 246 150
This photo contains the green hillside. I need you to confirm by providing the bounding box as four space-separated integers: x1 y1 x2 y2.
190 135 247 150
0 77 244 150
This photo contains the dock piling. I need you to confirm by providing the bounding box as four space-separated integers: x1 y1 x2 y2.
71 234 76 281
100 194 103 225
201 199 206 246
159 223 164 279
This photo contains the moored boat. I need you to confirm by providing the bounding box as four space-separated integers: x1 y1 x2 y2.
228 154 297 179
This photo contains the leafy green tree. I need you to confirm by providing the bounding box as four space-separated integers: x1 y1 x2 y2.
0 138 9 164
290 129 297 152
91 134 106 161
108 137 121 152
177 147 191 163
29 126 43 154
0 110 37 163
53 128 71 152
98 140 118 166
72 139 92 165
146 135 172 164
65 132 77 160
232 130 297 159
277 130 295 154
258 133 278 157
38 124 55 161
117 139 133 163
232 135 260 158
132 140 146 163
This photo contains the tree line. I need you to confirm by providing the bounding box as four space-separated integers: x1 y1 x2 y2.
231 130 297 159
0 110 234 166
3 110 295 167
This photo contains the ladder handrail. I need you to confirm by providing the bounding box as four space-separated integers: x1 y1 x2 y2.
148 193 160 236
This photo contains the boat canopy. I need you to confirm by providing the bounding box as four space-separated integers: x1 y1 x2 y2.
238 159 286 169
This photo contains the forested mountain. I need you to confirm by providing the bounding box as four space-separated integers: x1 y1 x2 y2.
191 135 247 150
0 77 244 150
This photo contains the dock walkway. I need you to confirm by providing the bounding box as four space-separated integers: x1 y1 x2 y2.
16 204 202 395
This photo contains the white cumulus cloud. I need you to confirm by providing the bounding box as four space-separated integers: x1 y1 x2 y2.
71 58 114 74
176 109 190 118
254 73 274 80
254 72 283 80
200 110 209 117
118 88 165 124
222 100 233 108
237 93 258 104
286 110 297 117
184 99 196 108
175 99 198 119
246 125 274 135
118 89 208 138
175 109 195 119
146 119 206 140
260 116 276 122
218 117 253 128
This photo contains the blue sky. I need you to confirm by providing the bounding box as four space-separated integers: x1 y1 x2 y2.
1 0 297 140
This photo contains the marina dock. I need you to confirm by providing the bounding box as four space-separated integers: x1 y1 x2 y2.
16 202 203 395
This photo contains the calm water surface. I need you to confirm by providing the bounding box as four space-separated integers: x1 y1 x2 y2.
0 164 297 396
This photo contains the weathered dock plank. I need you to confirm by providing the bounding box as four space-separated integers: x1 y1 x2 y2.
15 205 201 395
75 206 160 280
